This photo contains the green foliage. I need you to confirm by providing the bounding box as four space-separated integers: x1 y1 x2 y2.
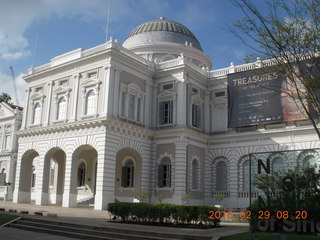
249 166 320 232
133 190 148 202
107 202 220 227
155 194 164 203
181 193 191 205
0 93 11 103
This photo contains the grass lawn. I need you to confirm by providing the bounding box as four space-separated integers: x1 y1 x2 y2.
0 214 19 225
221 232 320 240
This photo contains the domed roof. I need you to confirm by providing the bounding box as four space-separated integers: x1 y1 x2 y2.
123 17 203 51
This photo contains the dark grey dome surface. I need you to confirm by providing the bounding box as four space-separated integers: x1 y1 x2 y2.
124 17 203 51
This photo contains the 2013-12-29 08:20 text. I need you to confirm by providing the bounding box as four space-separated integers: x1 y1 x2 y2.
208 210 308 220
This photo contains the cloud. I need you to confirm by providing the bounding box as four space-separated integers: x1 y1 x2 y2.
0 71 26 106
0 0 108 61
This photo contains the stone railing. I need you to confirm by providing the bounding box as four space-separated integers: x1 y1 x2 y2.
238 191 260 198
29 38 154 74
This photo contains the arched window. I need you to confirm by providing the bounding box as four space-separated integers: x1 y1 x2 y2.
303 155 318 170
121 159 134 188
33 103 41 124
85 90 96 115
158 157 171 188
57 97 67 120
192 159 200 189
272 157 284 174
243 160 250 191
0 168 6 186
216 161 227 191
77 162 86 187
31 166 36 188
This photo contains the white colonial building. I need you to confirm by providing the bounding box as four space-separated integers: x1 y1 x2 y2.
0 102 23 199
13 18 320 210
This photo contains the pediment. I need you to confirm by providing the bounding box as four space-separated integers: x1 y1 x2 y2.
30 92 45 101
81 78 101 88
158 90 176 98
0 103 15 119
54 86 71 95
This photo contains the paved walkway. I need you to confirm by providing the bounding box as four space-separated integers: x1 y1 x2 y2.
0 201 249 240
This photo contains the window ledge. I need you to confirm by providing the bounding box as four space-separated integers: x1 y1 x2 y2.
190 188 201 192
158 123 174 128
119 187 135 192
77 186 88 191
191 126 202 131
52 119 67 124
29 123 42 128
81 113 99 120
155 187 174 192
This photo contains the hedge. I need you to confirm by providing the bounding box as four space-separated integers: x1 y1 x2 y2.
107 202 220 227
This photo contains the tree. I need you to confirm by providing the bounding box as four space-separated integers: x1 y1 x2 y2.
0 93 12 103
231 0 320 139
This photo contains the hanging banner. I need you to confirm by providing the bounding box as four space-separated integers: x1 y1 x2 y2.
227 68 307 128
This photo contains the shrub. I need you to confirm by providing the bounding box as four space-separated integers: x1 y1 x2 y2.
107 202 220 227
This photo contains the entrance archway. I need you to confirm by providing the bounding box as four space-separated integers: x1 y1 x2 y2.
45 148 66 205
71 145 97 206
16 149 39 203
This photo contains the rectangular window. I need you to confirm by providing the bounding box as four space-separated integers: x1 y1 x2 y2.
192 88 199 95
120 92 126 117
137 98 141 122
162 83 174 91
35 87 43 93
88 72 97 78
128 94 135 120
4 135 11 149
192 104 201 128
159 100 173 125
50 168 55 187
158 164 171 188
59 80 68 86
215 91 225 97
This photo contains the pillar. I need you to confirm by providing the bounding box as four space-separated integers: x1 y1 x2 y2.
94 144 116 210
173 141 188 204
62 152 77 208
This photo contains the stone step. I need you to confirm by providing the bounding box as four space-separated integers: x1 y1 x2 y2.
7 217 204 240
9 223 123 240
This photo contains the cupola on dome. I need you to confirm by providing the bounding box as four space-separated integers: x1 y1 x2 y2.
123 17 203 51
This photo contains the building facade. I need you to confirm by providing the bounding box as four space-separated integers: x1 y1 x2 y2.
13 18 320 210
0 102 22 199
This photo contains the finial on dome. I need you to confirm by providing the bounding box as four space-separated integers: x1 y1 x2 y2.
160 17 165 19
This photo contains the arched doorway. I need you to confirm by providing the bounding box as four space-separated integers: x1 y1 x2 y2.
71 145 98 206
45 148 66 205
15 149 39 203
115 148 142 202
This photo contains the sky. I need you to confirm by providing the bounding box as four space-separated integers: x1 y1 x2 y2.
0 0 255 106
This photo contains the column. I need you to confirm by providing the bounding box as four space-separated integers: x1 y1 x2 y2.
112 69 120 117
44 82 53 126
173 141 188 204
35 155 50 205
176 81 187 127
145 81 152 128
204 90 210 133
94 143 116 210
62 151 77 208
21 88 31 130
102 66 115 117
70 74 80 122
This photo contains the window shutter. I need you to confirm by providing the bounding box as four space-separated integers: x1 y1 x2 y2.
197 105 201 127
158 165 163 187
168 164 171 187
131 166 134 187
121 167 128 187
169 100 173 123
159 102 164 125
